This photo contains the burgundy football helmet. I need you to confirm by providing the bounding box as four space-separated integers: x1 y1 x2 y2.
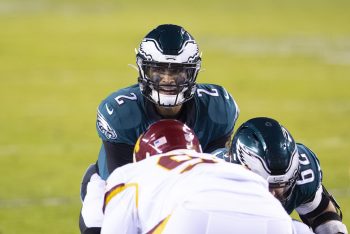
133 119 202 162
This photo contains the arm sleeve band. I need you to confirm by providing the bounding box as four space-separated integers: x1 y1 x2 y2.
83 227 101 234
300 192 330 219
311 211 342 231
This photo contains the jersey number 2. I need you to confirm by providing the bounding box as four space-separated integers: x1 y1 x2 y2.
115 93 137 105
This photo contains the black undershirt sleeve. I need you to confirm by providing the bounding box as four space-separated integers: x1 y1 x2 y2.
83 227 101 234
103 141 134 174
203 130 233 153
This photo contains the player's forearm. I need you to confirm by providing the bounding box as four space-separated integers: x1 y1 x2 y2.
299 185 347 234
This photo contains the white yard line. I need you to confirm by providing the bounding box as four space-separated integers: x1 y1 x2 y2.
204 37 350 65
0 196 78 208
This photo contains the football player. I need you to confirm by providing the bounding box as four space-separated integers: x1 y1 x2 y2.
82 120 294 234
80 24 239 233
230 117 348 234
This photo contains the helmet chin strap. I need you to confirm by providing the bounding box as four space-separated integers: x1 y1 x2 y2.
151 90 185 106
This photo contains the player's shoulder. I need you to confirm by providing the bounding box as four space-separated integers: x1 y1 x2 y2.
290 143 322 208
106 163 136 190
195 83 234 102
296 143 322 180
194 83 239 124
96 84 146 143
108 155 170 187
197 83 238 109
296 143 321 166
101 84 143 107
98 84 144 117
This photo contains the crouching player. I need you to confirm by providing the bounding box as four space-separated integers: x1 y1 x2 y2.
83 120 294 233
229 117 348 234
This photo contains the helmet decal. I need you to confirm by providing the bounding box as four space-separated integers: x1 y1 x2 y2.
153 136 167 149
138 39 200 63
237 138 272 176
281 126 294 143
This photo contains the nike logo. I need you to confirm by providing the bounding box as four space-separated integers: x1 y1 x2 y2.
105 103 114 115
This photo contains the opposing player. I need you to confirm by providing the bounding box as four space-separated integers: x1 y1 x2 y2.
80 24 239 233
94 120 294 233
230 117 348 234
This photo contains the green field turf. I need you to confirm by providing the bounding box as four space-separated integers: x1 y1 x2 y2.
0 0 349 233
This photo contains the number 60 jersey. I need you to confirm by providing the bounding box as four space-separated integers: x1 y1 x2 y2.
227 142 323 215
96 83 239 179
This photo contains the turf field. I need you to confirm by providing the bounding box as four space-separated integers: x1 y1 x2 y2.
0 0 349 233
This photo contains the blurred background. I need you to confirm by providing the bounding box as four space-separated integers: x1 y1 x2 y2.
0 0 349 233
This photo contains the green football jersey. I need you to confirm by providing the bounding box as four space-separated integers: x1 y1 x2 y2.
96 83 239 179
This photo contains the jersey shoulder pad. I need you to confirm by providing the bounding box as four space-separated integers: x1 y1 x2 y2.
194 83 239 137
297 143 321 168
106 162 136 185
96 84 145 144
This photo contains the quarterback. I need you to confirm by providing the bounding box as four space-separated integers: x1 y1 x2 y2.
95 24 238 180
80 24 239 233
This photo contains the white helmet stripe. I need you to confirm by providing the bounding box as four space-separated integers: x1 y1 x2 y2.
138 39 200 63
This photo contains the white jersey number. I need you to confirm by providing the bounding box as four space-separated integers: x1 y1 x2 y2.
296 153 315 185
115 93 137 105
196 88 219 97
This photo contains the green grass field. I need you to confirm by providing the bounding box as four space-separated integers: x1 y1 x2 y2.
0 0 349 233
